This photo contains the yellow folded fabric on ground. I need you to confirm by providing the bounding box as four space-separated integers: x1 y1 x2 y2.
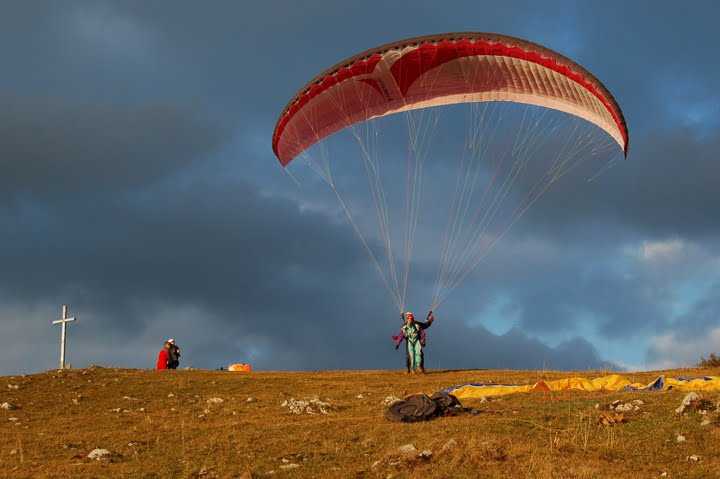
448 375 720 399
665 377 720 392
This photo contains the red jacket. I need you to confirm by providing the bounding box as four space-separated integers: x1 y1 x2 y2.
156 348 169 370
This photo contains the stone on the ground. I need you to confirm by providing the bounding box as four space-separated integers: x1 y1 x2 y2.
687 454 700 462
608 399 640 412
1 402 17 410
281 397 334 415
279 463 300 470
87 448 113 461
397 444 417 456
167 393 175 398
615 403 634 412
419 450 432 460
676 434 686 443
676 392 701 414
246 397 255 403
207 397 224 405
701 418 711 426
381 396 401 406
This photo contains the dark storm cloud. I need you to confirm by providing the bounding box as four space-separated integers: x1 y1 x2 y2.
522 127 720 241
0 176 366 315
1 0 719 374
0 98 227 198
0 174 616 374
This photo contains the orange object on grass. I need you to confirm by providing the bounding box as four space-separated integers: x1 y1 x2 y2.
228 363 252 372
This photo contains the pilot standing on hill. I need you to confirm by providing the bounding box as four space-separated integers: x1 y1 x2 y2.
392 311 435 374
167 338 181 369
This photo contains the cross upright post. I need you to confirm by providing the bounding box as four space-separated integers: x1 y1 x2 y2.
52 304 76 370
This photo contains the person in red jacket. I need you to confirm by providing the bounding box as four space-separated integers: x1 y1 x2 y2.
156 341 171 370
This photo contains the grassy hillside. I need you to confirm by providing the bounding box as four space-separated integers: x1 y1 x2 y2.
2 366 720 478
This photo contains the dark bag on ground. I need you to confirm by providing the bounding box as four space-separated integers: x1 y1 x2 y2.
384 392 463 422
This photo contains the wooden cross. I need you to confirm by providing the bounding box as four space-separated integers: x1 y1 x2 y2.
52 304 76 370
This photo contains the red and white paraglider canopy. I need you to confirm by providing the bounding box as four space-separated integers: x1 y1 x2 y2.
272 32 628 165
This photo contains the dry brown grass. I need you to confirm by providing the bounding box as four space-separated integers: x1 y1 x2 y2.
2 366 720 478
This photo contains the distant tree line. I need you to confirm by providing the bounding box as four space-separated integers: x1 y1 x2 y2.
698 353 720 368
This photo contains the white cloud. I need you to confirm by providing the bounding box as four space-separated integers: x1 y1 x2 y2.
646 327 720 369
639 238 685 262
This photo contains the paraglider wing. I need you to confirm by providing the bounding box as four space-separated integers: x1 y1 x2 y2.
272 32 628 165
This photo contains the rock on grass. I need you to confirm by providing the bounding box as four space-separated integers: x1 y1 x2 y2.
676 393 700 415
281 397 334 415
397 444 418 456
87 448 114 461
